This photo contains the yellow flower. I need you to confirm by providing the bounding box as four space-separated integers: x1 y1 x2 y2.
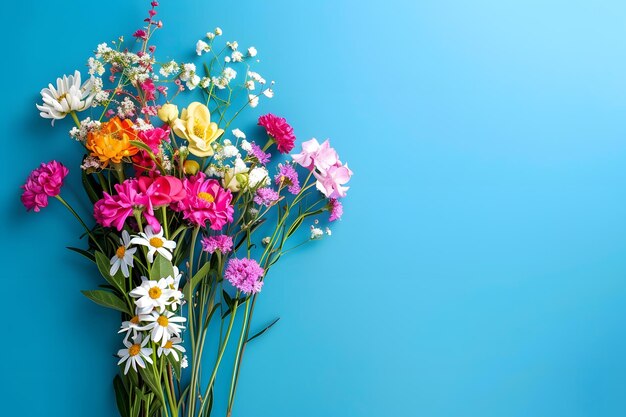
172 102 223 157
183 160 200 175
158 103 179 123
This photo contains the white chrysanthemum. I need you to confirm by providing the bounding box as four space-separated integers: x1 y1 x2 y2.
130 277 176 314
140 310 186 346
117 334 153 375
110 230 137 278
118 315 142 341
130 226 176 263
232 128 246 139
196 39 210 56
157 337 186 360
36 70 96 124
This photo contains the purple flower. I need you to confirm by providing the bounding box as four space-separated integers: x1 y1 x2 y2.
254 187 279 207
249 142 271 165
224 258 264 295
328 198 343 222
201 235 233 254
274 164 300 195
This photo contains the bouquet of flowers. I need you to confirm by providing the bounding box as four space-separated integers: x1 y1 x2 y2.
21 2 352 416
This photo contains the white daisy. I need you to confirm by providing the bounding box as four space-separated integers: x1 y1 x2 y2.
118 315 142 341
140 310 187 347
110 230 137 278
130 226 176 263
157 337 186 360
130 277 175 314
166 268 184 310
117 334 153 375
36 70 96 124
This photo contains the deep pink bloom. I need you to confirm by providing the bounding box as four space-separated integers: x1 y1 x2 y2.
137 175 186 207
258 114 295 154
274 164 300 194
254 187 279 207
201 235 233 254
93 179 160 232
132 151 158 176
133 30 148 40
156 85 167 96
140 79 156 101
249 142 270 164
328 198 343 222
137 127 169 153
21 160 69 212
313 163 353 199
224 258 264 295
292 138 338 172
173 173 234 230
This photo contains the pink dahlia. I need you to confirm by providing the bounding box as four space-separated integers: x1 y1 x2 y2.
21 160 69 212
258 113 295 154
201 234 233 254
93 179 160 232
274 163 301 194
174 173 234 230
224 258 264 295
137 175 186 207
328 198 343 222
314 163 352 199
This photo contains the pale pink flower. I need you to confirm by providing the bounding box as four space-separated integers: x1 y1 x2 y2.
292 138 338 172
313 163 353 199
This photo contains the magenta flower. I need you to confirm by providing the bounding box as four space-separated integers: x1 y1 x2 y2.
224 258 264 295
258 113 295 154
173 173 234 230
93 179 160 232
140 79 156 101
137 175 186 207
133 29 148 40
313 163 353 199
254 187 279 207
328 198 343 222
274 164 300 195
292 138 338 172
201 235 233 254
137 127 169 153
21 160 69 212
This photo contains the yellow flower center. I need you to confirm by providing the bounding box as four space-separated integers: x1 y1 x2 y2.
149 237 164 248
148 286 162 299
157 315 169 327
192 118 205 137
130 315 140 324
128 344 141 356
57 93 68 103
198 192 215 203
116 246 126 259
164 340 174 349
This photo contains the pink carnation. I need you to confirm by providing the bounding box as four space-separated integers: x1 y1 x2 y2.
292 138 338 172
21 160 69 212
314 163 353 199
224 258 264 295
201 235 233 254
173 173 234 230
258 113 295 154
328 198 343 222
93 179 160 232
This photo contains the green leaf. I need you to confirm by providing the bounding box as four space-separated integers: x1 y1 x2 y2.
138 367 164 406
67 246 95 263
95 251 126 293
150 254 175 281
113 375 131 417
82 169 102 205
81 290 131 315
182 261 211 296
247 317 281 343
130 140 155 155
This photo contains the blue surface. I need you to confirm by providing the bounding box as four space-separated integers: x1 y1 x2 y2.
2 0 626 416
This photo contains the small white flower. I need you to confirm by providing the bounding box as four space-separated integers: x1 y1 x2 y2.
157 337 186 360
262 88 274 98
248 94 259 108
244 80 255 90
215 27 223 36
110 230 137 278
310 226 324 240
140 310 187 347
224 56 231 63
117 334 153 375
231 51 244 62
206 32 215 40
223 67 237 80
36 70 96 124
130 277 176 314
196 39 211 55
262 236 271 246
130 226 176 263
222 144 240 158
247 47 257 57
325 227 332 236
226 41 238 50
232 128 246 139
248 167 269 187
181 355 189 368
118 315 142 341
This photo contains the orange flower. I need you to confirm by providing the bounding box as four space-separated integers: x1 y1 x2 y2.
86 117 139 167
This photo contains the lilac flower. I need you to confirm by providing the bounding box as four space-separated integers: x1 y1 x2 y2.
328 198 343 222
254 187 279 207
201 235 233 254
224 258 264 295
274 163 300 195
249 142 271 165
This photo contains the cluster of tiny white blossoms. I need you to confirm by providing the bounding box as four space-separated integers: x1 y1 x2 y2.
112 227 188 375
310 220 332 240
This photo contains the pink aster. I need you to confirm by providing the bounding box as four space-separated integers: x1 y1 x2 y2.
224 258 264 295
201 235 233 254
313 163 352 199
93 179 160 232
274 164 300 195
327 198 343 222
258 113 295 154
292 138 338 173
173 173 234 230
21 160 69 212
254 187 279 207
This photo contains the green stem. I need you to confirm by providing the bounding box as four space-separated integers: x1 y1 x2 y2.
226 297 250 415
54 195 104 253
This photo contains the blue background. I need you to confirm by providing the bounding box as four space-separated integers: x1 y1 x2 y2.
2 0 626 416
